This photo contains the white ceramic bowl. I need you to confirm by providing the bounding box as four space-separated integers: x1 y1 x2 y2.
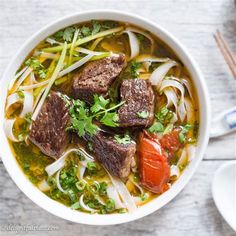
0 10 210 225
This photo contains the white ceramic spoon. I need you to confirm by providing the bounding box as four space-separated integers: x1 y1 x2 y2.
212 161 236 231
210 106 236 138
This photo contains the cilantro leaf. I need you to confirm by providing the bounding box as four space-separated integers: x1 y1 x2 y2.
81 26 91 37
63 27 76 42
91 20 101 35
137 111 149 119
25 58 41 70
114 134 132 145
148 121 164 133
100 112 119 127
91 94 109 113
54 27 76 42
38 68 47 79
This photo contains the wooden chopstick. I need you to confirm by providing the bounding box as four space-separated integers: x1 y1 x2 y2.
214 30 236 78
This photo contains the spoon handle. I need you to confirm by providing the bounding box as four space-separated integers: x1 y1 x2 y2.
210 106 236 138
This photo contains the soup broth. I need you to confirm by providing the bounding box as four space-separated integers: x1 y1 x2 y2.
4 20 199 214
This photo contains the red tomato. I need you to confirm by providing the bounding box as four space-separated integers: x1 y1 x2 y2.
138 132 170 194
160 130 182 156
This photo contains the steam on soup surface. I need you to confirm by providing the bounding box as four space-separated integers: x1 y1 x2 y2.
4 20 199 214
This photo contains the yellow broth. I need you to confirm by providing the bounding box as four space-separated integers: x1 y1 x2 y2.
5 20 199 214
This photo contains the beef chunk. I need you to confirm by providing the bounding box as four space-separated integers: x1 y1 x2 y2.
118 79 155 127
88 132 136 179
72 54 127 104
29 91 70 159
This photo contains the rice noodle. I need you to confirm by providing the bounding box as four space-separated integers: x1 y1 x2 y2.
79 194 97 213
38 179 51 192
56 169 67 194
182 79 194 100
8 67 28 90
32 42 67 121
126 27 155 53
123 30 140 60
186 144 196 162
163 88 178 111
20 80 49 90
6 93 20 111
149 61 177 89
3 119 19 142
78 165 86 179
45 148 78 176
170 165 180 178
184 97 194 123
108 173 137 213
136 54 170 63
107 184 124 209
160 79 186 121
11 67 32 92
19 91 34 118
177 147 188 167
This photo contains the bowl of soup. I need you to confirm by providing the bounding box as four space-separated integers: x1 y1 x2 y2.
0 10 210 225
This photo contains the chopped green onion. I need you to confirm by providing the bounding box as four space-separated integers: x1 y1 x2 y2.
75 180 87 191
105 198 115 212
70 201 81 210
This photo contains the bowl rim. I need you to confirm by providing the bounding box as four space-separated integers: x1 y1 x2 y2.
0 9 211 225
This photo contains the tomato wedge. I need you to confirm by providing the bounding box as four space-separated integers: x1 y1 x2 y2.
138 131 170 194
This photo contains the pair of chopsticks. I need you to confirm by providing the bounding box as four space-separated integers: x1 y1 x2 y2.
214 30 236 78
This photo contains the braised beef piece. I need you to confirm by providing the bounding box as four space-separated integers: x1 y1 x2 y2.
29 91 70 159
118 79 155 127
87 132 136 179
72 54 127 104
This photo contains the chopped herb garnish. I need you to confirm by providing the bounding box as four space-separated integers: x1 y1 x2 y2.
91 20 101 35
25 57 47 79
38 68 47 79
105 198 115 212
130 61 141 78
67 95 124 137
137 111 149 119
54 26 76 42
98 182 107 196
179 124 192 143
81 26 91 37
70 201 81 210
114 134 132 145
148 121 164 133
155 107 169 123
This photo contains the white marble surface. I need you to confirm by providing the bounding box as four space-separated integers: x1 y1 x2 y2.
0 0 236 235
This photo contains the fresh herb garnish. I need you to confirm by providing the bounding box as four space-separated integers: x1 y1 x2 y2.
137 111 149 119
25 57 47 79
105 198 115 212
130 61 141 78
148 121 164 133
54 26 76 42
114 134 132 145
67 95 124 137
98 182 107 196
179 124 192 143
